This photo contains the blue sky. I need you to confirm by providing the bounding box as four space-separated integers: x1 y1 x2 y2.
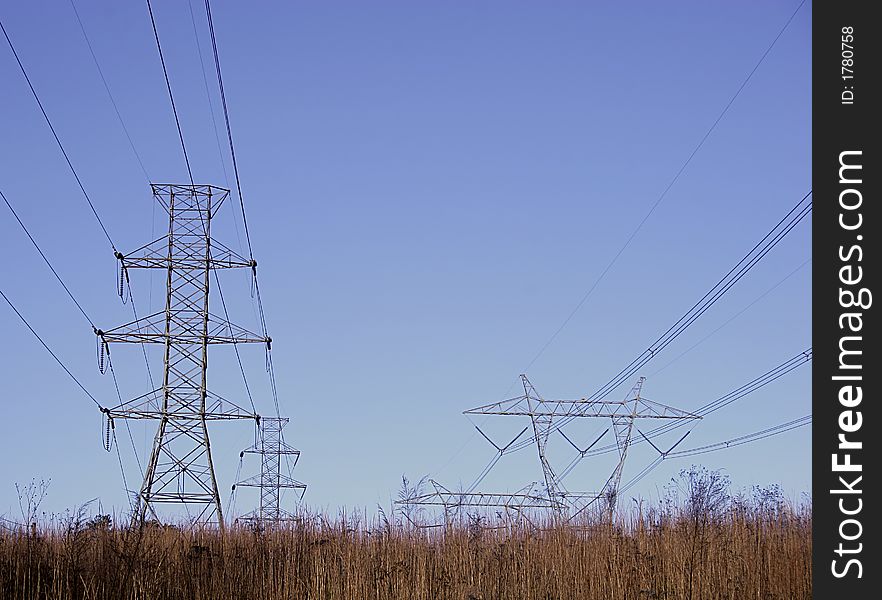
0 1 810 521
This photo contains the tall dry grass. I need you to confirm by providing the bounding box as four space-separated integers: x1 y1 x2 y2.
0 500 810 599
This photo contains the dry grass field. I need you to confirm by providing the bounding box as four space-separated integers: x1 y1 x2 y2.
0 470 811 599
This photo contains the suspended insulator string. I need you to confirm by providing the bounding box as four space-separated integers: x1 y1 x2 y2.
1 287 103 409
145 0 194 185
1 188 95 327
118 264 130 304
0 19 117 252
103 412 113 452
97 336 107 374
68 0 151 184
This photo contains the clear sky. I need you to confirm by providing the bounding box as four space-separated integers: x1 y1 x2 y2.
0 1 810 522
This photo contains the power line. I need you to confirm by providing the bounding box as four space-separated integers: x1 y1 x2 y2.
649 349 811 433
572 411 811 518
668 415 811 459
66 1 162 397
433 1 809 476
145 0 194 185
501 191 811 456
586 192 811 403
187 0 266 420
187 0 231 188
518 0 808 374
1 17 117 252
556 348 812 472
214 271 258 415
203 0 253 260
1 187 94 328
0 287 102 409
202 0 281 422
647 258 811 377
1 191 155 484
150 0 266 423
68 0 151 184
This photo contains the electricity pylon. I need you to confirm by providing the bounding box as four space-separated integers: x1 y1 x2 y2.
98 184 264 528
399 375 700 521
233 416 306 526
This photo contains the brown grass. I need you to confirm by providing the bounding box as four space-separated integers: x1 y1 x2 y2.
0 501 810 600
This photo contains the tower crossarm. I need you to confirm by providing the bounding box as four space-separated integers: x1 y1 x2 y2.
398 490 561 510
148 183 231 214
96 311 269 345
464 398 702 420
243 446 301 456
117 236 254 270
105 388 257 421
235 473 307 490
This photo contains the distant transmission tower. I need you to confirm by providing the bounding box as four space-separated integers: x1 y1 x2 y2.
233 416 306 526
400 375 700 521
98 184 265 528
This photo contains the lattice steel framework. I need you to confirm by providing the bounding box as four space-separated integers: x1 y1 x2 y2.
98 184 264 528
234 416 306 525
399 375 700 520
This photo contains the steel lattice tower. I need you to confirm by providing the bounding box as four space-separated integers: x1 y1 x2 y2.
399 375 701 522
98 184 265 528
234 417 306 526
463 375 701 514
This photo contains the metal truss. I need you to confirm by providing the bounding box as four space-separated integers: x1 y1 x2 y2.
98 184 263 528
405 480 561 511
400 375 700 521
234 416 306 527
399 480 602 528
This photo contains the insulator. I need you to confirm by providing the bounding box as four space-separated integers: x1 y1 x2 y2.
118 265 130 305
103 414 112 452
97 336 107 374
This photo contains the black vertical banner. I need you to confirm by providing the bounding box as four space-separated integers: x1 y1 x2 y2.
813 1 879 596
